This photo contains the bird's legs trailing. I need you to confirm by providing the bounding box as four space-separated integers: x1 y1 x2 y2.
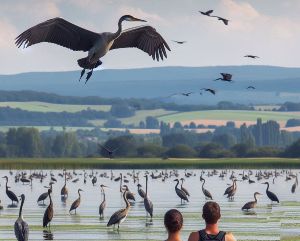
79 69 86 82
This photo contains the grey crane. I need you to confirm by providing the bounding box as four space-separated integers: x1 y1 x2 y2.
144 175 153 219
201 178 213 200
15 15 170 83
69 189 83 214
107 190 130 230
215 73 233 82
43 189 53 229
262 182 279 203
174 179 189 204
137 183 146 199
242 192 262 211
180 178 190 197
14 194 29 241
2 176 19 205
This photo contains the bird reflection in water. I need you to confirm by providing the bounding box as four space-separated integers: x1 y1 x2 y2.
43 229 54 240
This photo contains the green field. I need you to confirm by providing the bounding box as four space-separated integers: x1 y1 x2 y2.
158 110 300 123
0 101 111 112
90 109 176 126
0 126 95 132
0 157 299 169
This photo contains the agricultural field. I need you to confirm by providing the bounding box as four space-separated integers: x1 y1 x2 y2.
158 110 300 126
89 109 176 126
0 101 111 112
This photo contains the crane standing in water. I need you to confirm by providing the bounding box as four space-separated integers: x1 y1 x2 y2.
14 194 29 241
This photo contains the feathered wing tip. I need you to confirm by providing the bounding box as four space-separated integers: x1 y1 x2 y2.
110 25 171 61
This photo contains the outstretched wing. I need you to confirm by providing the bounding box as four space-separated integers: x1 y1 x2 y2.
15 17 100 52
110 25 171 61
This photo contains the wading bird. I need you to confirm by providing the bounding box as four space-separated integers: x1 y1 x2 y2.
15 15 170 83
61 171 68 198
174 179 189 204
107 190 130 230
180 178 190 197
37 184 52 205
199 10 214 16
14 194 29 241
43 189 53 229
215 73 233 82
244 55 259 59
2 176 18 205
291 175 298 193
144 175 153 219
99 185 107 219
262 182 279 203
69 189 83 214
201 178 213 200
137 184 146 199
241 192 262 211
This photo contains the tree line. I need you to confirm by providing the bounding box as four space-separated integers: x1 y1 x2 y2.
0 126 299 158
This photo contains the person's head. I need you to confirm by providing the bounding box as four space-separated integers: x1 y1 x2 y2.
202 201 221 225
164 209 183 233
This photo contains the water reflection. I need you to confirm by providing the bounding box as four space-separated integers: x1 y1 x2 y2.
43 230 54 240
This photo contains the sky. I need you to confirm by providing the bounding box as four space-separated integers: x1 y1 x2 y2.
1 0 300 74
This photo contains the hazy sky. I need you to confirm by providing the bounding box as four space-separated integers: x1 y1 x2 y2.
1 0 300 74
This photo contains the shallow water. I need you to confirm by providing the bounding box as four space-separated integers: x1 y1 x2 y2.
0 169 299 241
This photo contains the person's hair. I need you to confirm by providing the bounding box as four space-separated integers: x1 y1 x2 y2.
202 201 221 224
164 209 183 233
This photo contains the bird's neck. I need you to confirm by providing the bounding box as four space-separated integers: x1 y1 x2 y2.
19 198 24 218
124 192 130 208
112 18 123 40
254 194 258 203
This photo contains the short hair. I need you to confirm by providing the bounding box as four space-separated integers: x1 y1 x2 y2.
202 201 221 224
164 209 183 233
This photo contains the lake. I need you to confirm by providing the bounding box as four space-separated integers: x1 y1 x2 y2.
0 169 299 241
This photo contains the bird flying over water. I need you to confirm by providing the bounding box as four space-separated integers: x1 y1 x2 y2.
247 86 256 90
199 10 214 16
15 16 170 83
215 73 233 82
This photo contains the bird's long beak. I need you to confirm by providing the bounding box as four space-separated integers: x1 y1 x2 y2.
133 17 147 22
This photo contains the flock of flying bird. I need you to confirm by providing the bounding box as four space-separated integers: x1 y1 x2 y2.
0 168 298 241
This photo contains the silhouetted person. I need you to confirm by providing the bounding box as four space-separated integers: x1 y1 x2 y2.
188 202 236 241
164 209 183 241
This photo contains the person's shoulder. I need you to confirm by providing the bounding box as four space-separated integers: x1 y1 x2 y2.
225 232 236 241
188 231 199 241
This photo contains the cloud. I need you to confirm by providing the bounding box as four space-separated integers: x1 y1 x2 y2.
3 1 61 21
0 19 18 48
118 6 169 26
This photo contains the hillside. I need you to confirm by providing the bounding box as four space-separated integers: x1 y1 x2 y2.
1 65 300 104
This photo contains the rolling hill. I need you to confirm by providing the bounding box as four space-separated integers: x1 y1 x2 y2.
1 65 300 104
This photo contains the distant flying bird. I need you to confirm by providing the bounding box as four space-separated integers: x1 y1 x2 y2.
168 92 193 97
215 73 233 82
212 16 229 25
15 15 170 83
99 144 118 159
201 88 216 95
199 10 214 16
247 86 256 90
172 40 187 44
244 55 260 59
